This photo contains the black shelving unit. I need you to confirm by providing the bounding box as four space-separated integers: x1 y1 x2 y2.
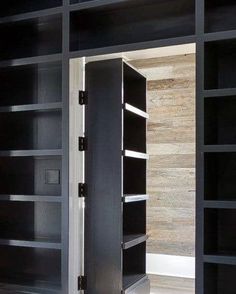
0 2 67 292
85 58 149 294
196 1 236 292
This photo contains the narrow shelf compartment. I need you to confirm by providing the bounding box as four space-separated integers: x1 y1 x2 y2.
124 103 149 119
124 109 146 154
205 96 236 145
0 0 62 17
123 157 146 195
123 243 146 290
0 110 61 151
123 202 146 237
123 63 146 112
123 150 149 160
0 245 61 291
204 152 236 201
70 0 195 51
0 61 62 106
205 39 236 90
0 201 61 245
123 234 148 250
204 263 236 294
123 194 149 203
205 0 236 33
0 156 61 196
204 208 236 256
0 14 62 61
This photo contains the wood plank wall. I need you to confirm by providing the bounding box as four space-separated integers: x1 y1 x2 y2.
130 54 196 257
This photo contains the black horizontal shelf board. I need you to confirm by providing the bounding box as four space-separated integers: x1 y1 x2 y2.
0 238 61 250
0 195 61 202
69 35 196 59
123 274 147 293
70 0 129 11
0 281 61 294
204 201 236 209
203 145 236 152
0 54 62 68
124 103 149 119
123 194 149 203
0 149 62 157
0 102 62 113
123 150 149 160
204 88 236 97
204 255 236 265
0 7 63 24
204 30 236 42
122 234 148 250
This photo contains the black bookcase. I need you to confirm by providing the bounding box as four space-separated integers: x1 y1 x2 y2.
0 3 67 293
198 1 236 292
85 58 149 294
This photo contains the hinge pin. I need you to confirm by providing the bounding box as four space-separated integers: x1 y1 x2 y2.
79 90 88 105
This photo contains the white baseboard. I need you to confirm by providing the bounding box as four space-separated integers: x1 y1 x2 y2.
146 253 195 279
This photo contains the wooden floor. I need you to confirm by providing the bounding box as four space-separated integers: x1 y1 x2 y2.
149 275 195 294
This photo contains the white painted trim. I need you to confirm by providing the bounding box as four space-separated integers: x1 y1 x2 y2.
147 254 195 279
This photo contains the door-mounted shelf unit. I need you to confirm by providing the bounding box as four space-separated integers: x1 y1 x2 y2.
85 58 149 294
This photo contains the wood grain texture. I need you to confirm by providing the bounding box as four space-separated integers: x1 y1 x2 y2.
130 54 196 257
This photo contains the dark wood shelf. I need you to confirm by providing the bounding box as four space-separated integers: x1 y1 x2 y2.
0 54 62 68
0 195 61 202
122 234 148 250
0 149 62 157
122 274 147 293
203 145 236 152
204 88 236 97
123 194 149 203
0 7 63 24
70 0 130 11
124 103 149 119
123 150 149 160
204 30 236 42
204 201 236 209
0 238 61 250
204 255 236 265
0 282 61 294
0 103 62 113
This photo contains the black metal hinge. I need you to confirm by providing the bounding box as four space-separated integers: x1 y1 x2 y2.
79 90 88 105
79 137 87 151
78 183 87 198
78 275 87 290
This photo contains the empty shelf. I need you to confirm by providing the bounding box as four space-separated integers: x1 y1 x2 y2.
123 150 149 160
204 255 236 265
203 145 236 152
204 88 236 97
124 103 149 119
0 282 61 294
204 201 236 209
0 102 62 113
123 234 148 250
0 150 62 157
0 238 61 250
123 194 149 203
0 54 62 68
0 195 61 202
123 274 147 293
0 7 63 24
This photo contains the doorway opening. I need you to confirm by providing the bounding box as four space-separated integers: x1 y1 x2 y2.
70 43 196 294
